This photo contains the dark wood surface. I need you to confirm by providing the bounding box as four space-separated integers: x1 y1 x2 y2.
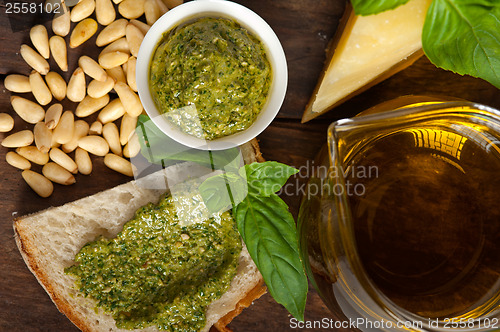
1 0 499 331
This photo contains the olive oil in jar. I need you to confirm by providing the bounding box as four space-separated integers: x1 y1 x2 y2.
348 126 500 319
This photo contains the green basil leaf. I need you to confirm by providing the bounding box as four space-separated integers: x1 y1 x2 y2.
199 172 247 213
351 0 409 15
235 192 308 321
135 115 242 170
242 162 298 197
422 0 500 88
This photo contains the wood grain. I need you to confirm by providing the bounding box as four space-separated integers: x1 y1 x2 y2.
0 0 499 331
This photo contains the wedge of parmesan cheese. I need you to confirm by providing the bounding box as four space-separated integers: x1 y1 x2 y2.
302 0 432 122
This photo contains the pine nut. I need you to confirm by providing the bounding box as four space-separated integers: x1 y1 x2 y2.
163 0 182 8
1 130 34 148
34 122 53 153
129 19 150 35
16 146 49 165
20 44 50 75
49 35 68 72
4 74 31 93
0 113 15 132
98 51 129 69
49 147 78 173
88 76 115 98
6 151 31 170
126 57 137 91
10 96 45 124
62 120 89 153
45 72 67 101
119 113 138 145
70 18 98 48
105 66 126 83
122 60 128 74
118 0 145 19
155 0 168 15
52 1 70 37
96 18 127 47
96 0 116 25
123 132 140 158
100 37 130 56
114 81 142 117
45 106 62 129
66 0 82 7
78 135 110 156
42 162 76 185
67 67 86 102
104 153 134 176
30 25 50 59
51 134 60 148
125 23 144 57
145 0 160 25
97 98 126 123
70 0 95 22
22 170 54 198
75 147 92 175
53 111 75 144
29 71 52 106
75 95 110 117
102 122 122 156
78 55 107 82
89 121 103 135
45 103 63 129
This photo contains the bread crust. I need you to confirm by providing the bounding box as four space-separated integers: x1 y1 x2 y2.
14 218 94 332
214 281 267 332
14 139 267 332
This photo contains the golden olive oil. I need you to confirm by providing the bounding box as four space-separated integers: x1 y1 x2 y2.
347 127 500 319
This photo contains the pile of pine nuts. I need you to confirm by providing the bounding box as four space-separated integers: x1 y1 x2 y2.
1 0 183 197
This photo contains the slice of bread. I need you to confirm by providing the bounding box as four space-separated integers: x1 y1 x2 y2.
14 139 266 332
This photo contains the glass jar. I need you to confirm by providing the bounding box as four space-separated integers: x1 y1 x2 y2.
298 96 500 331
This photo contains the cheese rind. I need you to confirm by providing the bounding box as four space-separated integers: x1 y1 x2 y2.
303 0 432 122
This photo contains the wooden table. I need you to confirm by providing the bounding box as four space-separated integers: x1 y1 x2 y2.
0 0 499 331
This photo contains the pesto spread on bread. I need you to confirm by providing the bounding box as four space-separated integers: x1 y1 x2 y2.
149 17 272 140
65 190 242 331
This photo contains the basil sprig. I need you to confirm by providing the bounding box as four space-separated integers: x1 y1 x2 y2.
199 162 308 321
422 0 500 88
351 0 500 89
199 172 248 212
136 116 308 320
243 162 299 197
351 0 409 15
235 163 307 321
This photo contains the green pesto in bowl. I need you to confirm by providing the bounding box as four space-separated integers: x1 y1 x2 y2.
149 17 272 140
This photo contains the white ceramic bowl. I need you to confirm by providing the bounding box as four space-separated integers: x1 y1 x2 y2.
136 0 287 150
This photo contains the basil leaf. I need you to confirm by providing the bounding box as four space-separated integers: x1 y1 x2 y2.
242 162 298 197
135 115 242 170
199 172 247 213
351 0 409 15
422 0 500 88
235 192 308 321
